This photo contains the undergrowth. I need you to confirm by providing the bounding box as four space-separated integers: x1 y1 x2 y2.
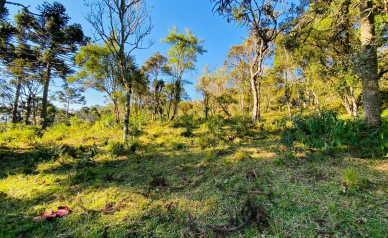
0 113 387 237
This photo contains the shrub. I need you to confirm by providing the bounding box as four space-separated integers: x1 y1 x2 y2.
95 114 117 130
284 109 388 157
204 115 225 139
229 115 253 137
41 123 68 142
70 116 83 127
0 124 40 143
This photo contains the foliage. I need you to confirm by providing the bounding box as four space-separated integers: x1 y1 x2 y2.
0 124 39 143
229 115 253 137
288 110 388 157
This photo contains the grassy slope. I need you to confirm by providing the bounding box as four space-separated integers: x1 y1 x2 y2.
0 121 387 237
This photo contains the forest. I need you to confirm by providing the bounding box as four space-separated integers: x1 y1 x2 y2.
0 0 388 237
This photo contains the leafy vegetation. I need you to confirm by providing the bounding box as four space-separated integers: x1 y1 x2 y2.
1 0 388 237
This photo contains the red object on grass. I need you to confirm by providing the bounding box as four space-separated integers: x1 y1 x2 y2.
32 206 71 222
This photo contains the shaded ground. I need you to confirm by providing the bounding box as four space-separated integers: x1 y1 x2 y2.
0 122 387 237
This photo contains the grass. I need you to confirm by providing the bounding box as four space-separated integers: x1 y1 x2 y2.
0 119 387 237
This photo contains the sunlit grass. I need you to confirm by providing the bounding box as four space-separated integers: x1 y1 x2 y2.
0 120 387 237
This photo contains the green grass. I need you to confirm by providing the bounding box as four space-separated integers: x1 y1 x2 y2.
0 121 387 237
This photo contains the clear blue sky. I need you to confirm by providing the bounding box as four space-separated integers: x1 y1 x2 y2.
8 0 248 110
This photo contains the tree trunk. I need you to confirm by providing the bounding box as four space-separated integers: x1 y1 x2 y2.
167 99 172 119
66 101 70 122
32 96 37 125
0 0 6 18
341 96 353 117
25 95 32 125
221 105 230 120
153 90 157 121
12 76 22 124
114 102 120 123
360 0 381 125
350 86 358 117
312 89 320 112
284 72 292 120
204 96 209 120
40 63 51 129
305 80 310 108
123 87 131 142
251 76 260 122
172 79 181 121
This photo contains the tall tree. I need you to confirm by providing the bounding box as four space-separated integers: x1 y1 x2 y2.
55 83 86 121
161 26 206 121
85 0 153 142
142 52 169 121
196 65 216 120
360 0 380 125
70 43 123 123
212 0 292 121
16 2 88 128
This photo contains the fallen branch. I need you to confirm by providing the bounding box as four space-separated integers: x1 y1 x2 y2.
188 212 205 235
207 220 250 235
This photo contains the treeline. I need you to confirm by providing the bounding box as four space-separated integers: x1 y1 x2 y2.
1 0 388 142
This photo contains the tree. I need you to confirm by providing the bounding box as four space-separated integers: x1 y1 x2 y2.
142 52 169 120
215 92 237 120
196 66 215 120
55 83 86 121
85 0 153 142
224 47 250 115
70 43 123 123
359 0 380 125
20 75 42 125
161 26 206 121
179 101 193 115
17 2 88 128
212 0 292 121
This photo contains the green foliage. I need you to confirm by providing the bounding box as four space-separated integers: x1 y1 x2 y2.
161 26 206 72
0 124 40 143
127 112 147 138
173 114 197 137
229 115 253 137
95 114 117 130
41 123 69 142
204 115 225 138
287 110 388 157
70 116 83 127
106 141 126 156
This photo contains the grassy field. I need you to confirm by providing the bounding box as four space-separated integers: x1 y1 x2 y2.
0 119 387 237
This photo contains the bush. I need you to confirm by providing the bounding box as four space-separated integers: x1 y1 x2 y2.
41 123 68 142
229 115 253 137
0 124 40 143
95 114 117 130
284 109 388 157
70 116 83 127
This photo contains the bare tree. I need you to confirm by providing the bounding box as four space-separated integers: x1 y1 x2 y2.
85 0 153 141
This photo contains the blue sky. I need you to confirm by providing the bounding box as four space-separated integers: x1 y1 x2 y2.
8 0 248 110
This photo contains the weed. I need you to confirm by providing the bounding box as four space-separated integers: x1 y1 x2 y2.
342 168 360 187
